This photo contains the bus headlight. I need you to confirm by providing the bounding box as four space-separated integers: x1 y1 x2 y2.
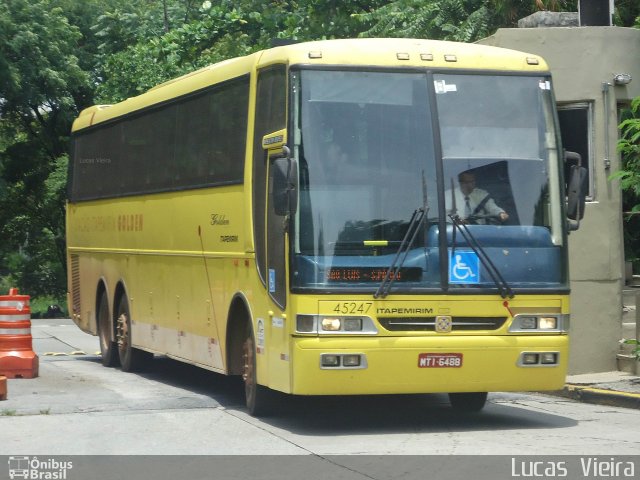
321 318 342 331
296 315 378 334
509 314 569 333
538 317 557 330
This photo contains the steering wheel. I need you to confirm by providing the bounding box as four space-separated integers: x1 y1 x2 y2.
466 213 503 225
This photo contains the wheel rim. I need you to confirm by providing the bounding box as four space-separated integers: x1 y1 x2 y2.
116 305 130 358
98 297 111 353
242 331 256 405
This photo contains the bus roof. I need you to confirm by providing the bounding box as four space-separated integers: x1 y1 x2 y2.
72 38 548 133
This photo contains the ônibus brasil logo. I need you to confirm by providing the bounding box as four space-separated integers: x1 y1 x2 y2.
8 456 73 480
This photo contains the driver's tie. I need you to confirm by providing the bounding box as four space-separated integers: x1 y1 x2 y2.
464 196 472 218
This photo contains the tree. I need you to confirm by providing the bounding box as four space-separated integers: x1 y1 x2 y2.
614 0 640 27
95 2 262 102
611 8 640 272
0 0 92 296
616 98 640 209
355 0 581 42
94 0 387 103
613 97 640 271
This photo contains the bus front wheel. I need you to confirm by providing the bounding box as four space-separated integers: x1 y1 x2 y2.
242 324 275 416
448 392 488 412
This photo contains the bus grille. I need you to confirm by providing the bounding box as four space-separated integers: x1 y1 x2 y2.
70 254 81 316
379 317 507 332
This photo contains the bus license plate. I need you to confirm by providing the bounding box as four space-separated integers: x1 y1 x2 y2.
418 353 463 368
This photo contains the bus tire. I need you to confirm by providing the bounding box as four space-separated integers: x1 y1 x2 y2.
116 293 152 372
242 323 275 416
97 292 119 367
448 392 488 412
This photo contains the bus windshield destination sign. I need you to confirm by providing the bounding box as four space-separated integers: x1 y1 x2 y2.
325 267 422 283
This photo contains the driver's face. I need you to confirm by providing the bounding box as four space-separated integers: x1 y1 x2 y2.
459 173 476 195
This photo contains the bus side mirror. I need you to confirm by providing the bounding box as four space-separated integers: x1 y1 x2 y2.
271 152 298 217
565 150 587 231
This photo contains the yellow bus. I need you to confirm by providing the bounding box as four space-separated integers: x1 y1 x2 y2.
67 38 585 415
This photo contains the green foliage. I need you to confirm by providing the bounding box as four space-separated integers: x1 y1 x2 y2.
96 2 263 102
615 97 640 201
30 295 68 319
623 339 640 361
95 0 385 103
0 0 101 297
613 0 640 27
356 0 578 42
612 97 640 271
0 156 68 296
356 0 492 42
292 0 388 40
0 0 91 148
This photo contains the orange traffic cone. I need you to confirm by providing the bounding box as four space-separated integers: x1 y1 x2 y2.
0 375 6 400
0 288 39 378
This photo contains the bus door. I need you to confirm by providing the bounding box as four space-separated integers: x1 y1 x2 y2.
252 65 287 308
263 132 295 393
264 133 290 309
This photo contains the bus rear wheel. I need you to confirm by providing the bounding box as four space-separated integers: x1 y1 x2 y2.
97 293 119 367
116 294 152 372
448 392 488 412
242 324 275 416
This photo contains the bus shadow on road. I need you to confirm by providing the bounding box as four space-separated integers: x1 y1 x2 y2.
248 391 579 436
131 356 577 435
128 356 246 406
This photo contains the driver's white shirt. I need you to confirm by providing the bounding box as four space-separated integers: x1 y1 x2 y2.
444 187 505 223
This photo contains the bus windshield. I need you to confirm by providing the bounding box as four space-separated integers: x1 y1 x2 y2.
290 69 566 293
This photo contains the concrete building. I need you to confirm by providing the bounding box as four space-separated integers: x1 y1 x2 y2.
479 16 640 374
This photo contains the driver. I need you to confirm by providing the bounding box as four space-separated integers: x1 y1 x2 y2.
448 171 509 224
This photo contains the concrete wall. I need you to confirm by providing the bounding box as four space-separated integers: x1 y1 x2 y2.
479 27 640 374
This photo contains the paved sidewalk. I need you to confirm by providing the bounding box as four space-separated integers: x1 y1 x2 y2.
550 370 640 410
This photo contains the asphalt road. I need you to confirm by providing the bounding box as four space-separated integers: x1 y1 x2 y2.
2 319 640 456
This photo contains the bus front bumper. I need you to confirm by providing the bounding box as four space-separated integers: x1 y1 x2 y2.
290 335 568 395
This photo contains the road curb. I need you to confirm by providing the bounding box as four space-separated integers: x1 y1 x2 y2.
547 384 640 410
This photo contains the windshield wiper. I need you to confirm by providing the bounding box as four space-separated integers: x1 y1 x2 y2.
374 207 428 299
448 213 514 299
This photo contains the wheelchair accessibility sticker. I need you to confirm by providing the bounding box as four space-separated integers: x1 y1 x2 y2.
449 250 480 284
